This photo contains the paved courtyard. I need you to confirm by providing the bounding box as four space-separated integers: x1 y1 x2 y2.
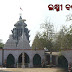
0 68 67 72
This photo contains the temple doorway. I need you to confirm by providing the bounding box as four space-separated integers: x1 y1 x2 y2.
33 54 41 67
18 53 29 67
6 54 15 68
58 55 68 69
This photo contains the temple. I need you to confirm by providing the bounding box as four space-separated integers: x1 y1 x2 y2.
0 15 70 69
1 15 45 68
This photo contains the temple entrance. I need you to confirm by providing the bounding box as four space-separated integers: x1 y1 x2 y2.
6 54 15 68
52 55 56 65
18 53 22 63
33 54 41 67
18 53 29 67
58 55 68 69
45 54 50 65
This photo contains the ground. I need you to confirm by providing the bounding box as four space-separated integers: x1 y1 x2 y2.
0 68 67 72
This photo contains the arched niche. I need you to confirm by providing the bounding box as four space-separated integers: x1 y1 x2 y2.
6 54 15 68
33 54 41 67
58 55 68 69
18 52 30 67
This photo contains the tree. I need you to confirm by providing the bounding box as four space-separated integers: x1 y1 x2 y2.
32 19 54 51
32 32 53 51
0 39 4 49
40 20 54 51
32 32 43 49
53 25 72 51
62 25 72 49
40 20 54 40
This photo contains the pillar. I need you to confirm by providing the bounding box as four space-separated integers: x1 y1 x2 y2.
22 52 25 68
56 56 58 66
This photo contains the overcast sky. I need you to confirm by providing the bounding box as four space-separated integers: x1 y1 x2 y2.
0 0 72 46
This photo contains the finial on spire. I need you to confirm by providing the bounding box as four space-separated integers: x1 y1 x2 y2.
19 7 23 20
19 13 22 20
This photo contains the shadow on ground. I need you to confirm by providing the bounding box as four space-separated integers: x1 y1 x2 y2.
0 70 19 72
0 70 13 72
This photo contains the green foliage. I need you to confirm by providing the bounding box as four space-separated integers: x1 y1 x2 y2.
0 39 4 49
53 25 72 50
32 33 43 49
32 19 72 51
32 20 54 51
32 32 53 51
0 43 4 49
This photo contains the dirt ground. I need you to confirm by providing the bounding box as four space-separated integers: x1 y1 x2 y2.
0 68 67 72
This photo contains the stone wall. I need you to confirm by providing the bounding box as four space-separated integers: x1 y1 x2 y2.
3 49 45 67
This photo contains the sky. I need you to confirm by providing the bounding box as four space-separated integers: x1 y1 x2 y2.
0 0 72 46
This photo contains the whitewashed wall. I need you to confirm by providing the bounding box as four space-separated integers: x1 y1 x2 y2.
61 50 72 64
4 49 45 67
